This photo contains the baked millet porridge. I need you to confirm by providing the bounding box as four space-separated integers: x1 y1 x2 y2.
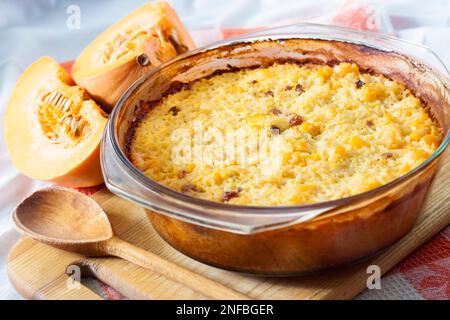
129 62 441 206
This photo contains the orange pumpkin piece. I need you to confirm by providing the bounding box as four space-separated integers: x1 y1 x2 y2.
72 1 195 111
4 56 108 187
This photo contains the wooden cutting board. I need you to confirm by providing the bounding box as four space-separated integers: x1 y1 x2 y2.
7 152 450 300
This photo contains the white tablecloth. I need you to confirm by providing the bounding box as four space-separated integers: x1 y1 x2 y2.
0 0 449 300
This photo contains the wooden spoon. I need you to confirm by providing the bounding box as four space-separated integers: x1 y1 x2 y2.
12 186 248 300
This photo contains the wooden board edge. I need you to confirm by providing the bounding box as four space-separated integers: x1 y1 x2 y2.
7 237 102 300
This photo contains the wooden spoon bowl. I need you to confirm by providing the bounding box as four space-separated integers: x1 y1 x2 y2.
14 187 111 244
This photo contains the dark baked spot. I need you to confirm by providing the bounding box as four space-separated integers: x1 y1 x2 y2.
169 106 180 116
366 120 375 129
182 184 204 193
356 80 365 89
223 190 241 202
295 84 304 94
164 81 191 97
178 170 187 178
285 85 293 91
265 91 274 97
250 80 258 85
270 125 281 135
289 114 304 127
270 108 282 115
382 152 393 159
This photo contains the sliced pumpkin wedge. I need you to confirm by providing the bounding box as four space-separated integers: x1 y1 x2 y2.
4 56 108 187
72 1 195 111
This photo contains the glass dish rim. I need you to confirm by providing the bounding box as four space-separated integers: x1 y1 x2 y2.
106 22 450 215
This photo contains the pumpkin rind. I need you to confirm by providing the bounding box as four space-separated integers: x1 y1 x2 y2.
72 1 195 111
4 56 107 187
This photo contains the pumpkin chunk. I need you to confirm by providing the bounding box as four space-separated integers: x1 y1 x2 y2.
4 57 108 187
72 2 195 111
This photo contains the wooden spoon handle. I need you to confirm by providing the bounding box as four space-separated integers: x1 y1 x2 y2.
100 236 249 300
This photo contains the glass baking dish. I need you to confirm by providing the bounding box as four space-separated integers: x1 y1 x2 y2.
101 23 450 275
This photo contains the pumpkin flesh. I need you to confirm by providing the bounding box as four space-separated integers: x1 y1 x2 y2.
72 1 195 110
4 56 107 187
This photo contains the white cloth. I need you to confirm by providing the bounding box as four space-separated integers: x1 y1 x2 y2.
0 0 449 300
